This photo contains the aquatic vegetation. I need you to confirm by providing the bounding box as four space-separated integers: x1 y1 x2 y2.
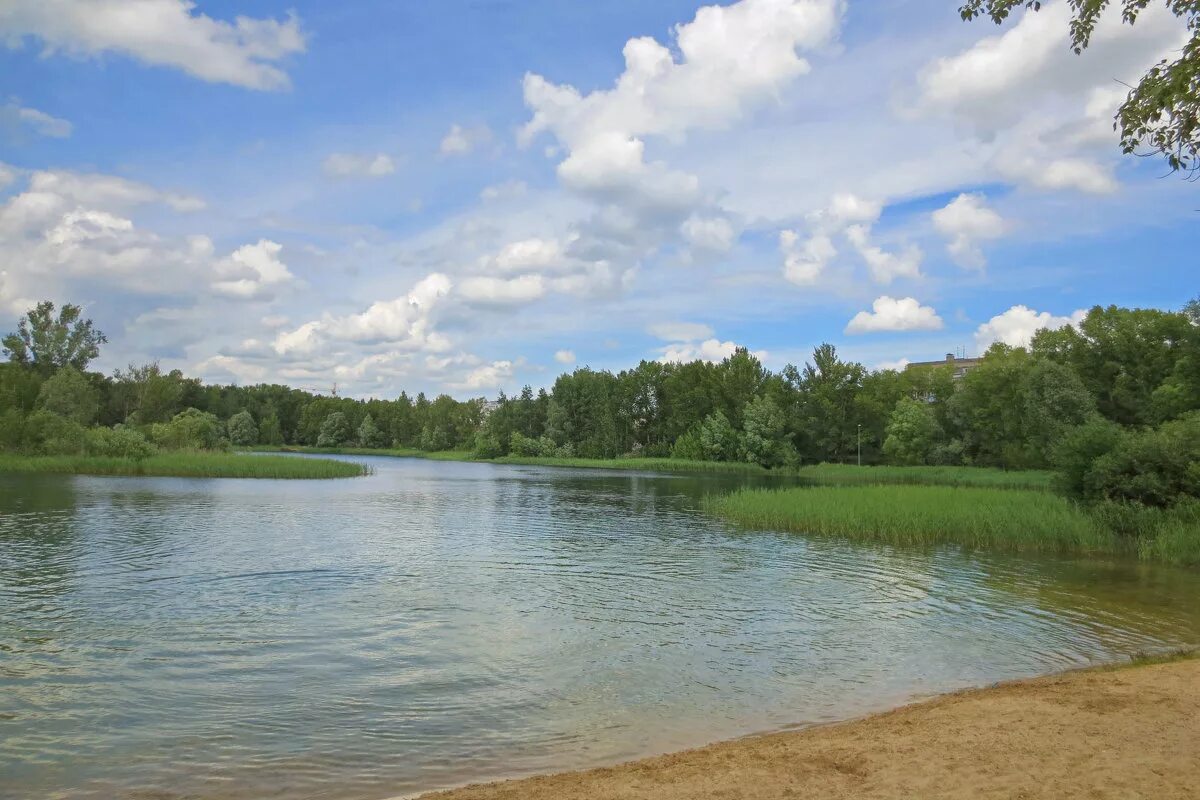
795 463 1053 490
0 452 368 479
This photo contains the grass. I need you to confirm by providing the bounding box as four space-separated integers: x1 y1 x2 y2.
796 463 1054 491
704 485 1117 555
0 452 369 479
489 455 772 474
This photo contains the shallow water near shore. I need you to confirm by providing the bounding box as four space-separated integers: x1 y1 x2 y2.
3 455 1199 800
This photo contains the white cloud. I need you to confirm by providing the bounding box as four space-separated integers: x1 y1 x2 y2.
845 296 943 334
844 225 922 284
658 338 767 364
680 214 736 252
322 153 396 179
974 304 1086 350
486 237 565 273
212 239 294 299
451 360 514 392
521 0 842 211
779 229 835 285
875 357 911 371
458 274 546 306
554 349 576 364
649 321 715 341
0 0 306 90
26 169 204 211
931 193 1006 270
0 162 15 189
440 123 492 156
273 273 453 357
2 101 72 138
480 180 528 202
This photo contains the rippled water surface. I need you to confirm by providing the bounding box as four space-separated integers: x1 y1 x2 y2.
2 456 1199 799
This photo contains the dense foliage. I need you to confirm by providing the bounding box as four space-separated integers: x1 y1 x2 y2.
3 299 1198 530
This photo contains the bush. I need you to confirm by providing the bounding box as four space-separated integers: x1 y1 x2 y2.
227 410 259 446
85 426 156 460
356 414 388 449
0 408 24 451
698 410 738 461
670 428 705 461
473 431 504 459
1057 412 1200 508
36 367 99 425
22 410 87 455
150 408 227 451
316 412 352 448
509 431 540 456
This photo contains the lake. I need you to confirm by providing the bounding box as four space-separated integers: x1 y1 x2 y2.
2 456 1198 799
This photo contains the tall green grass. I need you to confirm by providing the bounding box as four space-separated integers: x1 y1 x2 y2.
490 455 772 474
705 485 1116 555
796 463 1053 491
0 452 368 479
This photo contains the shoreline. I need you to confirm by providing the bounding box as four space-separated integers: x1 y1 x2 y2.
411 652 1199 800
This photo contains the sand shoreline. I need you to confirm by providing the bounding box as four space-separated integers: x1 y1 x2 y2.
412 654 1199 800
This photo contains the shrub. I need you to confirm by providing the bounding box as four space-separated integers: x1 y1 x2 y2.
509 431 541 456
150 408 227 451
227 410 259 446
670 428 705 461
698 410 738 461
85 426 156 460
473 431 504 459
22 410 86 455
316 412 352 448
356 414 388 449
36 367 99 425
0 408 24 451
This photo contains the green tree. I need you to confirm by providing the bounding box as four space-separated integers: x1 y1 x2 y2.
316 411 352 448
258 410 284 445
3 301 107 374
1021 358 1096 458
698 410 738 461
35 367 98 425
85 426 156 460
740 396 796 468
357 413 388 448
883 397 941 465
22 410 87 455
960 1 1200 173
111 363 184 424
151 408 226 451
796 344 866 461
227 410 259 446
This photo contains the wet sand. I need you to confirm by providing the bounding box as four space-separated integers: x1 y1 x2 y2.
416 655 1200 800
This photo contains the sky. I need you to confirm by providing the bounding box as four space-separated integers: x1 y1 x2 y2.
0 0 1194 399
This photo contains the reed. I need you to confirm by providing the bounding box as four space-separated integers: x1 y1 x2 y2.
0 452 368 479
796 463 1053 490
704 485 1115 555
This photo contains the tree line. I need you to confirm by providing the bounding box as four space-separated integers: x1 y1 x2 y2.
3 298 1199 512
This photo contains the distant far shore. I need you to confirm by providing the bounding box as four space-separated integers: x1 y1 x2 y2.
413 652 1199 800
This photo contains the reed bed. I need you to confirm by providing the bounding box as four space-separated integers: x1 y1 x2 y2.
490 456 771 474
0 452 369 479
704 485 1115 555
796 463 1053 490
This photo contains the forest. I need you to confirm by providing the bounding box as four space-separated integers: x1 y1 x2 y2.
2 299 1199 514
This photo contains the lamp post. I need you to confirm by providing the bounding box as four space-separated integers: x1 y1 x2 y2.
857 423 862 467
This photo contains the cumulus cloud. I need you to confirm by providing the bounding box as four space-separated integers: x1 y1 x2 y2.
554 349 576 364
0 0 307 90
781 192 920 285
273 273 453 358
974 304 1086 350
650 320 765 363
212 240 294 299
680 214 736 253
521 0 842 213
911 1 1187 195
458 274 546 306
322 153 396 179
931 193 1006 269
2 101 72 138
845 296 943 334
440 124 493 156
450 359 514 392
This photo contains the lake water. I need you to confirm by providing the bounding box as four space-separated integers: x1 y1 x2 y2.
2 456 1199 799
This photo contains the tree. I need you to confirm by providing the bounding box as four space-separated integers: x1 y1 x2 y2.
740 396 796 468
883 398 941 465
697 410 738 461
317 412 352 448
258 410 284 445
111 363 184 424
959 1 1200 173
227 410 259 446
3 301 107 373
357 413 388 448
36 367 99 425
151 408 225 450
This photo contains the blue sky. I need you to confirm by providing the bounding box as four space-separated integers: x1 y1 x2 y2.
0 0 1193 397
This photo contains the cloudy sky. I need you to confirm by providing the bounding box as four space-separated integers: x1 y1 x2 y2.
1 0 1192 397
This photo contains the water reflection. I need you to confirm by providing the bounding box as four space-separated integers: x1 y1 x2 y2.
1 458 1198 800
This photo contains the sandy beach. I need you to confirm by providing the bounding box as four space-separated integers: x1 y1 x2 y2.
417 655 1200 800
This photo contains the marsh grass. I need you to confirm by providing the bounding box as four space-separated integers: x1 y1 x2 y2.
490 456 772 474
796 464 1054 491
704 485 1116 555
0 452 369 479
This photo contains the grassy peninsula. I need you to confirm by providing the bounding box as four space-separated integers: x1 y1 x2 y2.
0 452 368 479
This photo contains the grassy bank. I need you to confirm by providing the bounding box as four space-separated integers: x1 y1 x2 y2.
0 452 369 479
705 485 1116 555
796 463 1053 490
